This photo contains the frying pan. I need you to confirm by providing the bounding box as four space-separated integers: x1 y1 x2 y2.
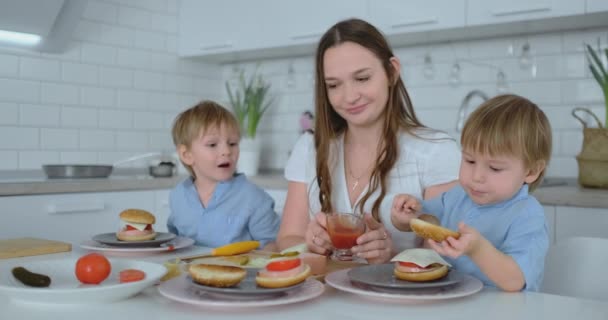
42 153 162 179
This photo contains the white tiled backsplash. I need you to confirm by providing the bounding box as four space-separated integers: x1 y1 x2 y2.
0 0 606 179
222 27 608 178
0 0 222 170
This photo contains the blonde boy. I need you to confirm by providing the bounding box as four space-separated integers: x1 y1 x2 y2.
167 100 280 248
391 94 552 291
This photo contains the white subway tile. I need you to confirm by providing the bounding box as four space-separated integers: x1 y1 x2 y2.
545 156 578 178
167 0 178 14
115 131 148 150
117 89 148 109
166 35 178 53
62 62 98 85
18 151 59 169
193 77 222 95
99 24 135 47
0 102 18 125
41 83 79 105
40 44 81 62
116 48 149 69
0 79 40 103
81 43 117 65
148 131 173 150
0 151 17 169
134 30 167 51
81 87 115 107
62 106 98 128
164 74 193 93
99 109 133 128
417 108 460 132
41 128 79 149
72 21 104 43
560 130 583 156
561 54 586 79
98 151 133 164
148 52 178 71
147 92 179 111
60 151 98 164
134 70 164 90
99 67 133 88
0 53 18 77
20 57 61 81
120 0 169 13
562 27 608 53
468 37 515 59
19 104 60 126
0 127 38 149
118 7 154 29
507 81 562 106
80 130 115 150
179 95 202 109
133 111 164 129
512 33 562 55
83 0 119 24
561 79 604 105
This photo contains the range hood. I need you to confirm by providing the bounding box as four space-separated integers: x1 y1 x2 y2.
0 0 87 53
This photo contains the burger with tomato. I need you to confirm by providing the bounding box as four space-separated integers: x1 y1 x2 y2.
391 248 451 282
116 209 157 241
256 256 311 288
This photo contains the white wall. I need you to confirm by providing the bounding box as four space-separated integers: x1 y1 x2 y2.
0 0 222 170
221 27 608 178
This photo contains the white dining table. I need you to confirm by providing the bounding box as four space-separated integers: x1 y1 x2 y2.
1 244 606 320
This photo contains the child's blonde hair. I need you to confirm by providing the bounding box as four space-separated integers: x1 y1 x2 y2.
171 100 240 177
461 94 552 192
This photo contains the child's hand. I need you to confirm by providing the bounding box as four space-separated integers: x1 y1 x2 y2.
390 194 421 231
428 222 482 258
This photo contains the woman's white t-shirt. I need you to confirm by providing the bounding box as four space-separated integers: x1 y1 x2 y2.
284 130 461 252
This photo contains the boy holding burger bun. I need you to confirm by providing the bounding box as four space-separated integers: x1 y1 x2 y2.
389 95 551 292
116 209 157 241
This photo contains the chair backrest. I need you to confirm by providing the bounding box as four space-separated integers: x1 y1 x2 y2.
541 237 608 301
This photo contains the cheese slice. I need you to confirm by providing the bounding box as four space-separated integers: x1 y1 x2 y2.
280 243 308 255
120 221 149 231
391 248 451 268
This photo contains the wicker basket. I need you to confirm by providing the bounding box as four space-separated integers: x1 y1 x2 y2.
572 108 608 188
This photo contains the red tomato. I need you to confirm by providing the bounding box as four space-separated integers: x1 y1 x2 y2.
266 258 301 271
398 262 424 268
119 269 146 283
125 225 151 231
75 253 111 284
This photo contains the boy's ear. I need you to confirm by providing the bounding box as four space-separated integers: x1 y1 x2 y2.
177 144 193 166
524 160 546 184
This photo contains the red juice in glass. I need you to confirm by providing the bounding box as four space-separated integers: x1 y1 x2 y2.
326 212 365 261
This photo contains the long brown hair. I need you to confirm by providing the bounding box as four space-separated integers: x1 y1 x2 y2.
314 18 425 221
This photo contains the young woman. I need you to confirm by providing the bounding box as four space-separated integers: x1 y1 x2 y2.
276 19 460 264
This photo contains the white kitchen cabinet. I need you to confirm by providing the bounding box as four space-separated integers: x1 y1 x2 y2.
0 191 157 243
179 0 268 56
543 205 556 245
467 0 585 26
554 205 608 243
586 0 608 13
368 0 465 34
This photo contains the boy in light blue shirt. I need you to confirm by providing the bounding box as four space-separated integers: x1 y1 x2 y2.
391 94 552 292
167 101 280 248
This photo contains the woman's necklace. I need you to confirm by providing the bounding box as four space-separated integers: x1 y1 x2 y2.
347 159 373 191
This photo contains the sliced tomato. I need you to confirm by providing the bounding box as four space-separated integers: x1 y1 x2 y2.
144 224 152 231
398 261 425 269
125 224 152 231
119 269 146 283
266 258 301 272
125 225 137 231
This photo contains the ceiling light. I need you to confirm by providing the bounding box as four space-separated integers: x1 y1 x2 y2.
0 30 41 46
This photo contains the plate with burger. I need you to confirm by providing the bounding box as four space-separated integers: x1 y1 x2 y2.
93 209 176 247
347 249 465 289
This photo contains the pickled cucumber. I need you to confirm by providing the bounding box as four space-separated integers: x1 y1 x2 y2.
12 266 51 287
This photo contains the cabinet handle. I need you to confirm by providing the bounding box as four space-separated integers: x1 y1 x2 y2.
47 201 106 214
200 43 233 51
492 6 551 17
290 33 322 41
391 17 438 29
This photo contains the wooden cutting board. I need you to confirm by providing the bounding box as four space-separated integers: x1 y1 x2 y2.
0 237 72 259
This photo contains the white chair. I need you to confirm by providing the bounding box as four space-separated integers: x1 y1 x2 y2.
541 237 608 301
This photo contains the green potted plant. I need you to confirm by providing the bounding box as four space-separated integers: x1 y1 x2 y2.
572 42 608 188
225 68 273 176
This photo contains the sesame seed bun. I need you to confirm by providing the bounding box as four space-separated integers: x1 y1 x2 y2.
119 209 156 224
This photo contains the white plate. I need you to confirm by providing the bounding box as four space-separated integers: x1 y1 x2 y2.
92 232 176 247
158 275 324 308
326 268 483 302
0 258 167 304
347 264 465 289
80 237 195 256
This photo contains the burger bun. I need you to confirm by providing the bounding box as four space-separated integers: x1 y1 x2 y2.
410 218 460 242
255 264 311 288
393 263 448 282
188 264 247 288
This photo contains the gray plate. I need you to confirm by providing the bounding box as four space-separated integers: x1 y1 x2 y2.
92 232 176 247
188 269 305 296
347 263 465 289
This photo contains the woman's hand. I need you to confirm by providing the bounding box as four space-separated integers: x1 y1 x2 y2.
305 212 332 255
428 222 482 258
390 194 421 231
351 213 394 264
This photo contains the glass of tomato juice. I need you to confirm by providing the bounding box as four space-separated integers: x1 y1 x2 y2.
326 212 365 261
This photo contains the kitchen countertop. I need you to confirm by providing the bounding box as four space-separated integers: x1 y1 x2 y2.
0 171 606 209
0 169 287 196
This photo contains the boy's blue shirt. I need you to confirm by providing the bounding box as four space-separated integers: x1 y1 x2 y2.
421 184 549 291
167 173 280 248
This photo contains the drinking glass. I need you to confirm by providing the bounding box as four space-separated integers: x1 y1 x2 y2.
326 212 366 261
